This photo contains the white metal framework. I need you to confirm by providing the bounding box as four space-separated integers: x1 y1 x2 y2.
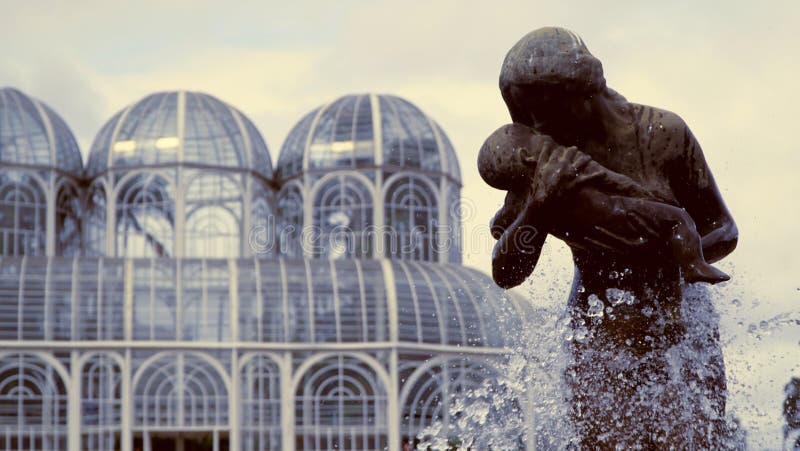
0 88 532 450
276 94 462 263
0 88 83 258
84 91 274 258
0 257 530 450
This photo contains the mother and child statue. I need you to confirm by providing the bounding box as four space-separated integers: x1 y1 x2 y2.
479 27 740 448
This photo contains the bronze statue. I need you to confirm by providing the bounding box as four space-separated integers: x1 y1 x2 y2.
481 27 739 447
480 123 729 285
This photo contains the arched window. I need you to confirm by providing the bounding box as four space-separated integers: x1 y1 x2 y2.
446 184 462 264
295 355 387 450
133 352 228 429
0 172 46 257
55 181 81 256
384 175 438 261
277 183 303 258
0 353 69 449
115 173 174 257
401 358 520 449
251 181 274 257
184 173 243 257
81 353 122 450
240 354 282 450
84 181 107 256
312 175 373 259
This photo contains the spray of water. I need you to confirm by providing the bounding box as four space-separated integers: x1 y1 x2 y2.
417 256 797 449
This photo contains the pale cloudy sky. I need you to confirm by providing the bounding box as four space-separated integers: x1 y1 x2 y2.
1 0 798 447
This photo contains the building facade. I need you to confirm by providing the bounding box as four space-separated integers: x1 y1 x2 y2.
0 88 531 450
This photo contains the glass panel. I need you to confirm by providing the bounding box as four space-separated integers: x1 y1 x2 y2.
183 93 245 167
0 89 50 167
309 96 364 170
84 182 107 256
294 355 388 450
87 111 122 176
284 259 310 342
48 257 73 341
115 173 174 257
112 93 178 167
81 353 122 451
310 261 336 342
55 182 81 256
132 259 177 341
240 354 282 449
184 173 243 258
312 175 373 259
380 96 439 172
276 109 317 181
44 105 82 174
0 353 69 449
384 175 438 261
0 171 47 257
0 258 21 340
257 258 286 342
75 259 100 340
403 263 441 344
277 184 303 258
241 115 272 177
133 352 228 428
182 259 230 341
335 259 365 343
394 262 420 343
360 259 389 342
446 183 462 264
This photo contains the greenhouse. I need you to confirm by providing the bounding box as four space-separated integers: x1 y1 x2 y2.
0 88 532 451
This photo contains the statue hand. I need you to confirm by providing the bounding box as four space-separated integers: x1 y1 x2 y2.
526 145 591 206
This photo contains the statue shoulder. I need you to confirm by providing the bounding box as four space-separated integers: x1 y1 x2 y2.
630 103 694 161
630 103 689 135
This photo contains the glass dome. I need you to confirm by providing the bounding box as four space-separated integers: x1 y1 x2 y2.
86 91 272 178
83 91 275 258
275 94 463 263
276 94 460 182
0 87 83 257
0 87 82 175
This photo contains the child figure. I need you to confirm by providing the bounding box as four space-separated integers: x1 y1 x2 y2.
479 123 729 284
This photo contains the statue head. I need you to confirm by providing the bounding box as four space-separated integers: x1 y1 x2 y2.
478 123 557 191
500 27 606 132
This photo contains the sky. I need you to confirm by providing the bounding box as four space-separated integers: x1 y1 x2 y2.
1 0 798 447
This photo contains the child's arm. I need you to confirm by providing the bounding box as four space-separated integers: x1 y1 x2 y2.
525 147 660 201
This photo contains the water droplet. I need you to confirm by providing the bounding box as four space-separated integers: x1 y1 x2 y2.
587 294 604 317
606 288 636 306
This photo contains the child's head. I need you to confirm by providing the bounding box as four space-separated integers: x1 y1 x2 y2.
478 123 557 190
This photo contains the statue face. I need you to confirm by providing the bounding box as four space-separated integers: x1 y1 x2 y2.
512 84 595 139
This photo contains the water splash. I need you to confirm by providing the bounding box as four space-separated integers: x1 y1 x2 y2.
417 260 798 449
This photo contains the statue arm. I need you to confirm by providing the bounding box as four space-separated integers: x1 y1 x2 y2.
578 159 659 200
490 146 589 288
491 194 549 288
668 122 738 263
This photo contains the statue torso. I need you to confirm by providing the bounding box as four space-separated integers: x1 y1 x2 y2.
562 102 689 347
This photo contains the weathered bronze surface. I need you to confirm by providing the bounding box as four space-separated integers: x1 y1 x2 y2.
481 27 738 447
